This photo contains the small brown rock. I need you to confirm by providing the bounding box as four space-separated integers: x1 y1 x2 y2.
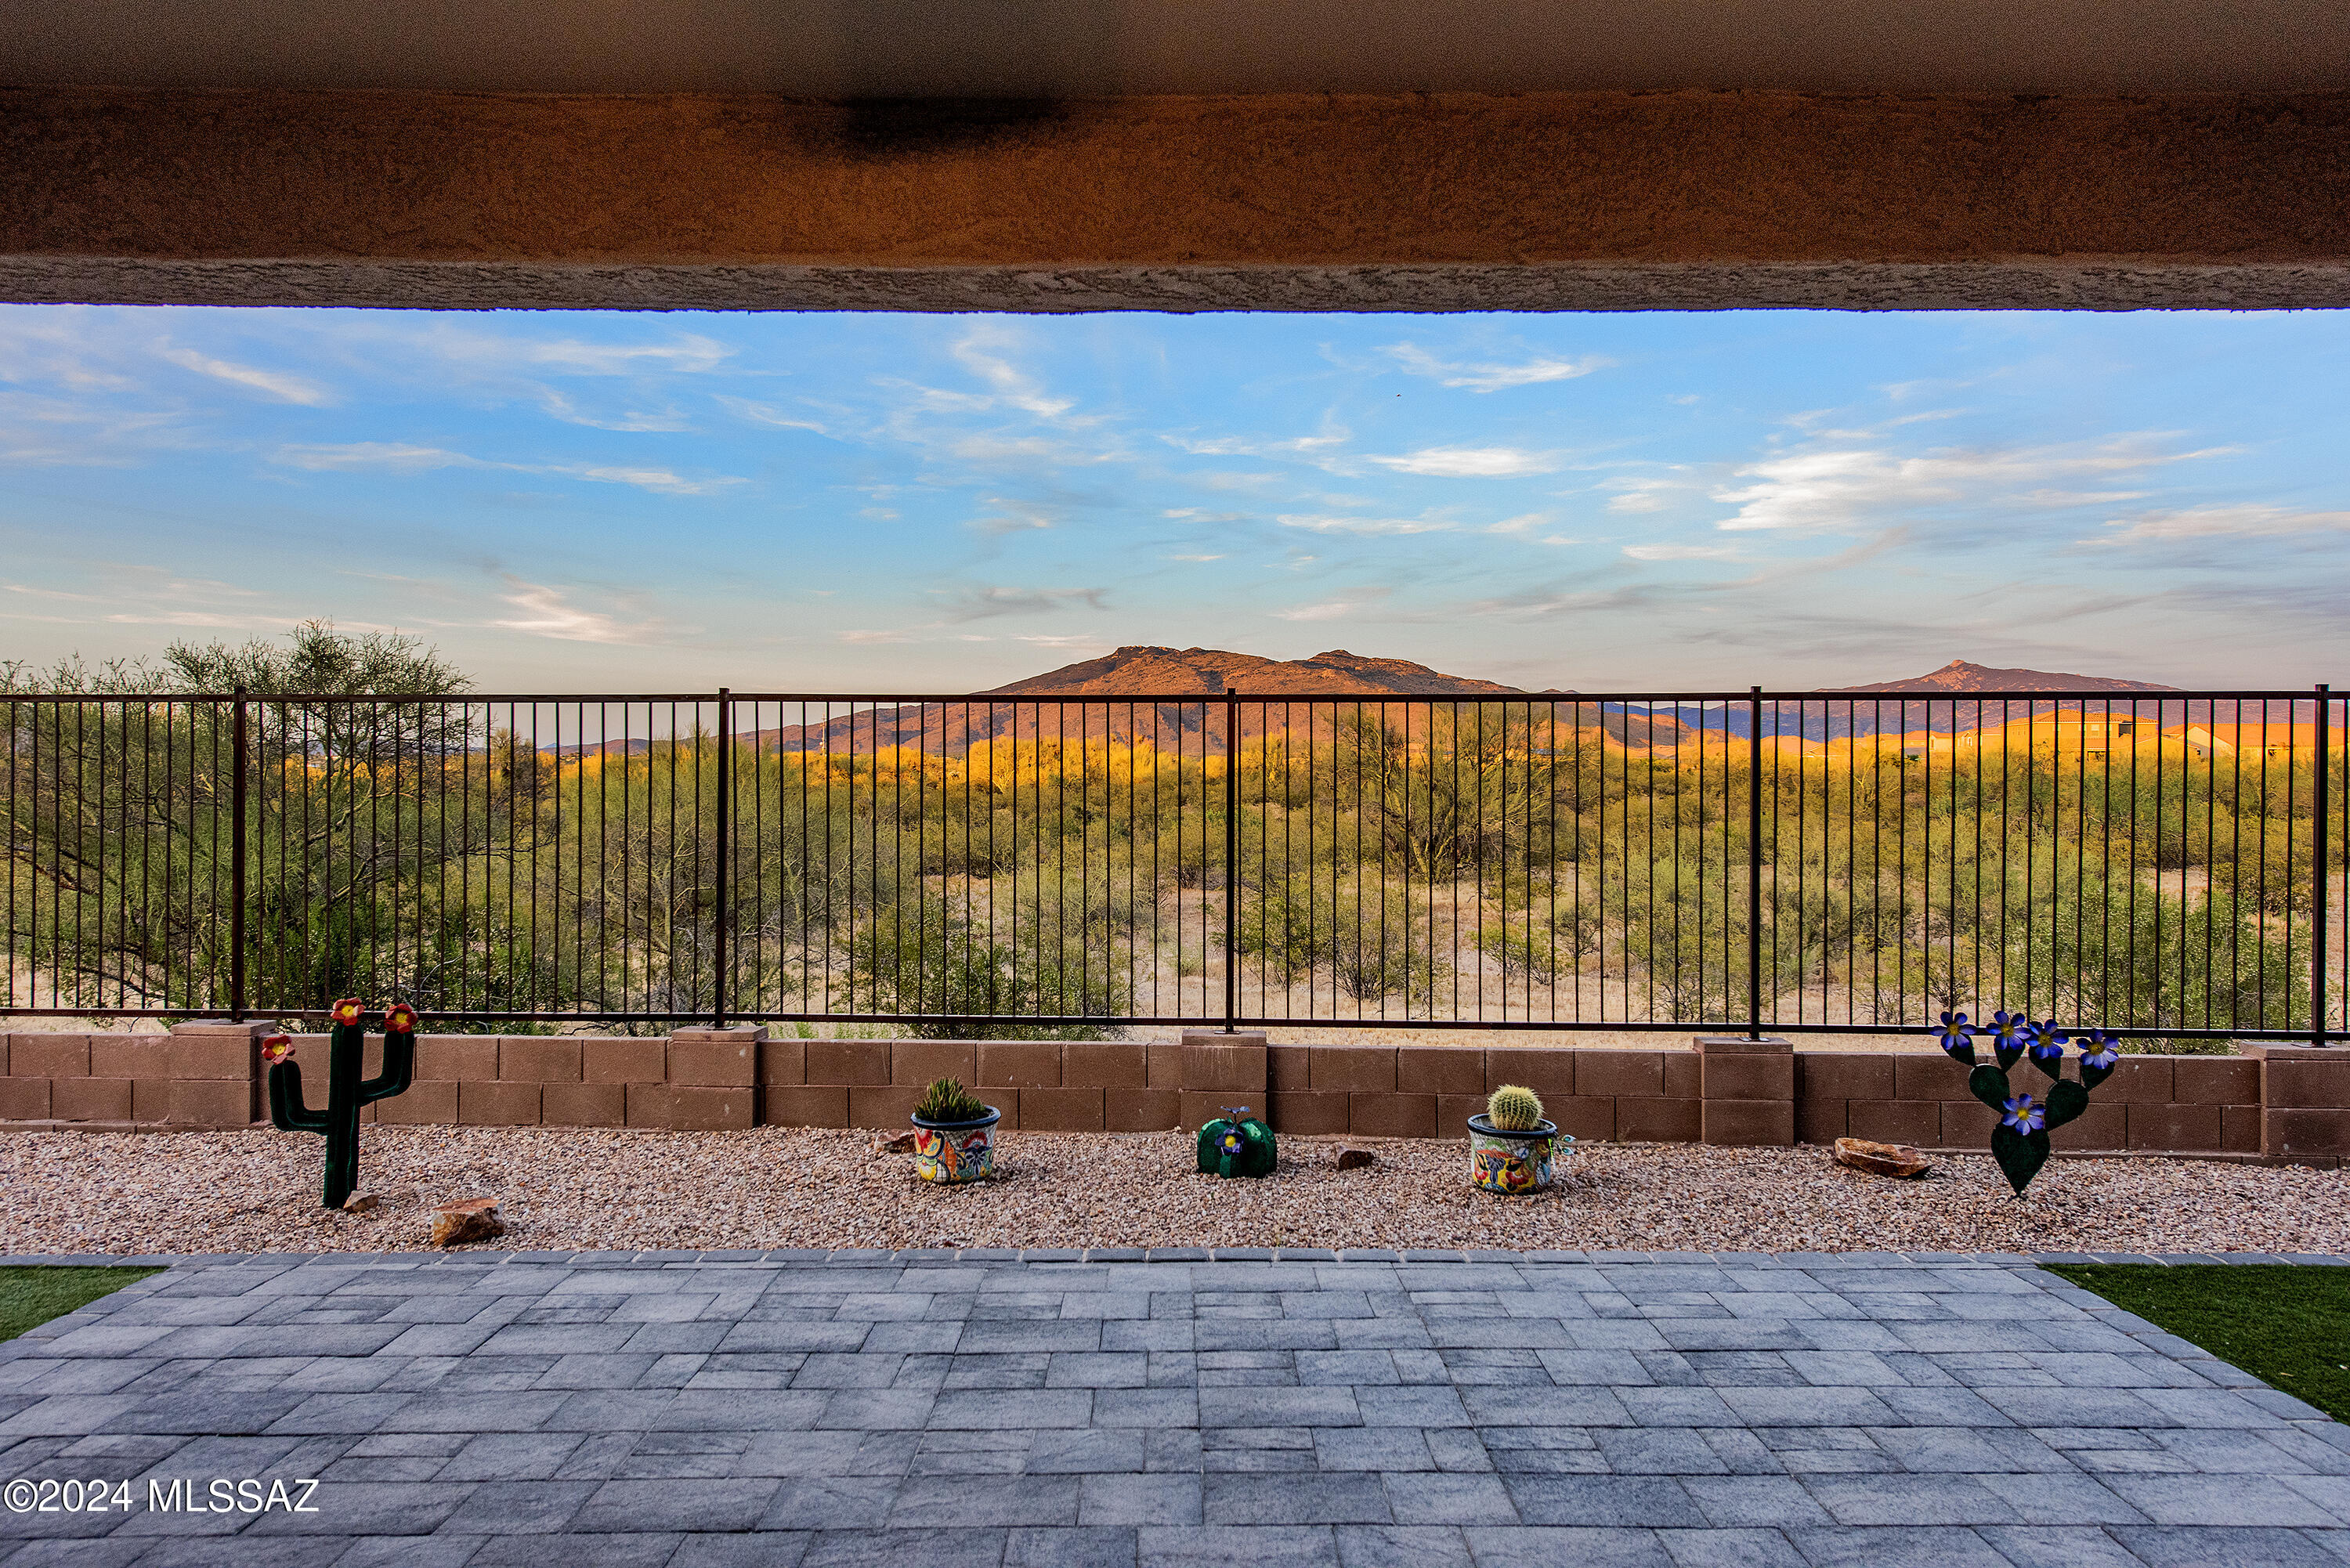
1333 1147 1378 1171
871 1131 918 1155
431 1197 505 1247
1833 1137 1932 1180
342 1192 379 1213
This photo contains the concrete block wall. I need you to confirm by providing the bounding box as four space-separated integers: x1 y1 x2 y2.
757 1029 1265 1134
1 1024 2341 1163
2247 1046 2350 1162
1795 1050 2265 1156
1266 1041 1701 1143
0 1022 258 1129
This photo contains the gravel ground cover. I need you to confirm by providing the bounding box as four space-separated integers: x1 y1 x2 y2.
4 1125 2347 1258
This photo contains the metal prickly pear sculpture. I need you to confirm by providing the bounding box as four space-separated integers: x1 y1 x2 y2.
266 999 418 1209
1932 1010 2120 1196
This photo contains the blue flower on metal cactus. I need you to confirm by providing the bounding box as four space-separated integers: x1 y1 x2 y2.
2079 1030 2120 1071
1932 1011 1977 1060
2000 1093 2046 1135
1984 1011 2029 1053
2026 1021 2069 1067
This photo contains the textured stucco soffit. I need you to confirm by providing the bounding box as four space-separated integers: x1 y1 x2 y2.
5 89 2348 313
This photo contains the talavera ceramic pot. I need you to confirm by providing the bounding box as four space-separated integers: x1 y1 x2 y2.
1466 1114 1566 1194
910 1106 1001 1183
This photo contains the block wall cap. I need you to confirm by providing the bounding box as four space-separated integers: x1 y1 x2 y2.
2242 1045 2350 1059
166 1021 277 1036
668 1027 770 1042
1692 1036 1794 1054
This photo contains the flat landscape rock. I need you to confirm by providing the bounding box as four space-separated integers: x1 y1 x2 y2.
429 1196 504 1247
1834 1136 1933 1180
1333 1146 1378 1170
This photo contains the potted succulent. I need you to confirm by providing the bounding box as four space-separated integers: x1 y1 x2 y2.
909 1077 1000 1184
1467 1084 1564 1194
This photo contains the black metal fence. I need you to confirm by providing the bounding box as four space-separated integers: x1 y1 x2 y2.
3 685 2341 1042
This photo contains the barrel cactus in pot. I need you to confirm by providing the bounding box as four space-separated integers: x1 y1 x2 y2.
1467 1083 1565 1194
909 1077 1001 1184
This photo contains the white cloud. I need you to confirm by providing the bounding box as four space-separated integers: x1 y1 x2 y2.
566 464 738 497
941 585 1109 621
1275 513 1459 537
269 443 742 496
951 324 1079 421
1624 543 1743 562
1014 633 1110 650
493 580 661 644
1274 587 1391 622
0 391 193 467
157 346 334 406
973 498 1059 535
1162 424 1350 461
418 327 734 378
276 442 476 474
1382 343 1611 392
1368 446 1560 478
951 435 1116 467
1710 438 2229 534
715 396 830 434
2088 504 2350 544
539 391 689 432
1166 552 1226 562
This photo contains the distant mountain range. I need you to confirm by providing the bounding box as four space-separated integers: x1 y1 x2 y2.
987 645 1524 699
569 651 2298 757
1825 659 2178 695
738 647 1616 757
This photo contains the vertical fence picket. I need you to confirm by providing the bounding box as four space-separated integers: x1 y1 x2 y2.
1231 691 1250 1034
2317 683 2334 1047
229 690 248 1023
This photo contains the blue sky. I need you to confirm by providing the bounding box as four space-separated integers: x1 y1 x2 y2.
3 305 2345 693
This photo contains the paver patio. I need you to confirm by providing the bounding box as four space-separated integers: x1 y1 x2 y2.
2 1248 2347 1566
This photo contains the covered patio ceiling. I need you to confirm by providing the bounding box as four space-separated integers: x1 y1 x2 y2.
3 0 2347 312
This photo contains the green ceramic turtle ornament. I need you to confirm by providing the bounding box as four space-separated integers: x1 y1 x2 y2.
1196 1106 1278 1179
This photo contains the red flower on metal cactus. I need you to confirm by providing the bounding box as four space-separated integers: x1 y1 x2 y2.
383 1003 418 1034
330 998 364 1027
261 1035 294 1065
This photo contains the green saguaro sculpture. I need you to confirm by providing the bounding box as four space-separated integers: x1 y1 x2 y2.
266 999 418 1209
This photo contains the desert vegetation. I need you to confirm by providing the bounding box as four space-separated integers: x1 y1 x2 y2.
4 628 2338 1046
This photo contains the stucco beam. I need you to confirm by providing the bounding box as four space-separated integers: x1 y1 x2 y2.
5 88 2348 311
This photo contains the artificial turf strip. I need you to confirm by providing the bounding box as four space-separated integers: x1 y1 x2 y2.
2048 1264 2350 1423
0 1266 163 1344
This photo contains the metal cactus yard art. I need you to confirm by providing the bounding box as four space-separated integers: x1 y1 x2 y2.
266 998 418 1209
1933 1010 2121 1196
1196 1106 1278 1179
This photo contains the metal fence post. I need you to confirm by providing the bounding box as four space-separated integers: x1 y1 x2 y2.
229 688 248 1022
2316 681 2333 1047
1748 686 1763 1040
714 687 730 1031
1224 687 1239 1035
